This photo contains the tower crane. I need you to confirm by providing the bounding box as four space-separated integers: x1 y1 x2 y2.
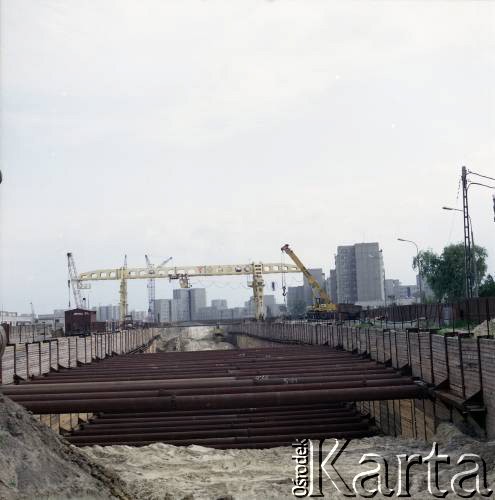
67 252 91 309
145 255 172 322
281 243 337 319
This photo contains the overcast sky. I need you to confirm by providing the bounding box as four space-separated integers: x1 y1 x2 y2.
1 0 494 314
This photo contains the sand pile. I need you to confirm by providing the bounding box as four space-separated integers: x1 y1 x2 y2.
83 442 292 500
0 395 129 499
82 423 495 500
472 319 495 337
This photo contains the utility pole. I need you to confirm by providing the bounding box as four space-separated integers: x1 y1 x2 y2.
461 166 474 299
119 255 128 322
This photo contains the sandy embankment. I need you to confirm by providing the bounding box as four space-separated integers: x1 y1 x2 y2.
0 395 129 500
82 424 495 500
2 388 494 499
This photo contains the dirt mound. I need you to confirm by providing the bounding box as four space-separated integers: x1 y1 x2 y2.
82 424 495 500
0 395 129 499
472 319 495 337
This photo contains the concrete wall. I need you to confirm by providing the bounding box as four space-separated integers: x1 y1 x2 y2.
230 322 495 440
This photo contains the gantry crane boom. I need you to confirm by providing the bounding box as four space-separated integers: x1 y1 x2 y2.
78 261 300 320
281 244 336 312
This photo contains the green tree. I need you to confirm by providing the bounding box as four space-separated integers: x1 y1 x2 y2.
413 243 487 302
480 274 495 297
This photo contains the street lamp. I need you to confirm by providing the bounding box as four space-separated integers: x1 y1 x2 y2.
397 238 423 302
442 206 478 296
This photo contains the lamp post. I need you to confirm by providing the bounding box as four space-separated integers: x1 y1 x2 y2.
442 206 478 297
398 238 422 303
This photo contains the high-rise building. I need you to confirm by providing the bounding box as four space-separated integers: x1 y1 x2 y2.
189 288 207 320
355 243 384 304
335 246 357 303
171 288 207 321
153 299 172 323
170 299 180 322
96 305 120 322
335 243 385 306
325 269 338 303
172 289 191 322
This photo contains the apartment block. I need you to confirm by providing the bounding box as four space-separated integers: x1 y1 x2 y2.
335 246 358 303
96 305 120 322
355 242 384 304
189 288 207 320
335 242 385 306
170 288 207 321
153 299 172 323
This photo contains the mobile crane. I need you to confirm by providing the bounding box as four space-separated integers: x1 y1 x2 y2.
281 243 337 320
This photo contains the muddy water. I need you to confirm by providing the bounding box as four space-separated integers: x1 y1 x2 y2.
82 327 495 499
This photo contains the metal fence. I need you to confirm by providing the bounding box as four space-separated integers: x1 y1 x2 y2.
361 297 495 335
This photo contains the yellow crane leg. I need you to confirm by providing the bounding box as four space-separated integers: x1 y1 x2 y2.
119 276 128 322
252 264 265 320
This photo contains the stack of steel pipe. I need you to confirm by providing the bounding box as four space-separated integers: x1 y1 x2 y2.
0 346 424 448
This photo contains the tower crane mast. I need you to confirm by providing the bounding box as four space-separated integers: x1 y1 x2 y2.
145 255 172 322
67 252 90 309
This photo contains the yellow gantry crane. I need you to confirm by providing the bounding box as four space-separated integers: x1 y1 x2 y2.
281 243 337 319
77 260 300 321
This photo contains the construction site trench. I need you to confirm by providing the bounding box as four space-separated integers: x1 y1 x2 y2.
1 326 495 499
1 325 425 449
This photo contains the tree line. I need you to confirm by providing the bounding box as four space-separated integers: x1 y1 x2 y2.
415 243 494 302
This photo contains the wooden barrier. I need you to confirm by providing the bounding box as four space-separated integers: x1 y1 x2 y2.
230 321 495 440
0 328 159 386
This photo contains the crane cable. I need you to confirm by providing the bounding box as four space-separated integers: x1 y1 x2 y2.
281 251 287 305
